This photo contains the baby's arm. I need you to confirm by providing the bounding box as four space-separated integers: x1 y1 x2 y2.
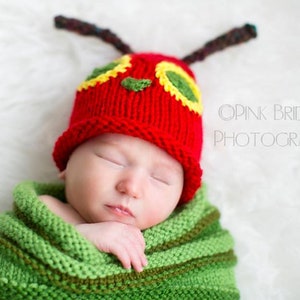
39 195 85 224
39 195 147 272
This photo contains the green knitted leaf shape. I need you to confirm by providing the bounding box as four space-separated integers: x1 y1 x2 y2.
121 77 152 92
0 182 239 299
86 62 119 80
166 70 198 103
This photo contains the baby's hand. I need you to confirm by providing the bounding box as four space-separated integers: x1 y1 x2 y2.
75 222 148 272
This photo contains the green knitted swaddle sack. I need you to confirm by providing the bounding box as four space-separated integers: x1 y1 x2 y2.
0 182 239 299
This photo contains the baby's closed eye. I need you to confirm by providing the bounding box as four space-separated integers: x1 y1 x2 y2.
97 154 125 167
95 148 127 168
150 172 171 185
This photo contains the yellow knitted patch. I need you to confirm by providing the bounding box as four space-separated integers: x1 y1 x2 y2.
78 55 132 91
155 61 202 115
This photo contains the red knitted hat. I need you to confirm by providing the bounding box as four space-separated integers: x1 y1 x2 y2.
53 52 203 203
52 16 257 203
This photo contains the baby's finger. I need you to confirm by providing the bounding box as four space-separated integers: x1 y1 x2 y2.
125 243 148 272
113 247 132 270
114 242 146 271
133 253 148 273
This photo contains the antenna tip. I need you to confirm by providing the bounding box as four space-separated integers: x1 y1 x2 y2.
54 15 64 28
245 24 258 38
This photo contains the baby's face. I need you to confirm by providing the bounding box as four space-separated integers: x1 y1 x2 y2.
64 133 183 230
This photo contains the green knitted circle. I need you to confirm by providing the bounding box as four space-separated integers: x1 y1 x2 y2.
166 71 198 103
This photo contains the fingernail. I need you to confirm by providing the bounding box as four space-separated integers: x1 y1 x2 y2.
135 265 144 273
144 257 148 266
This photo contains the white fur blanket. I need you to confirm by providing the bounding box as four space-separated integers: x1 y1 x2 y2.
0 1 299 299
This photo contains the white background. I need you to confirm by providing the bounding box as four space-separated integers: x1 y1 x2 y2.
0 1 299 299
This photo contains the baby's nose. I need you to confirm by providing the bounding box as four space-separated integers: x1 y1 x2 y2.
116 170 144 199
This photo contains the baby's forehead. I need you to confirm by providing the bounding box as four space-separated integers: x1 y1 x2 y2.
90 133 130 145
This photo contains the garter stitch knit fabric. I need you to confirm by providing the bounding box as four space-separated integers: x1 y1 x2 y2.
53 53 203 203
0 182 239 299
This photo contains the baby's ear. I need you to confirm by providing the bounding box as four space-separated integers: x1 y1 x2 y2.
58 170 66 180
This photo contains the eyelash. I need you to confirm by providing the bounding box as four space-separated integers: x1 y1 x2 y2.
97 153 171 184
97 154 124 167
151 174 170 185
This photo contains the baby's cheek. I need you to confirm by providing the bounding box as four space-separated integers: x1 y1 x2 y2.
140 205 173 230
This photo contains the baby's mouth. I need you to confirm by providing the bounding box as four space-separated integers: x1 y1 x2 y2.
106 205 134 218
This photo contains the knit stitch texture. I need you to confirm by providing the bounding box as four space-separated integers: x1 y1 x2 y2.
52 53 203 203
0 182 239 299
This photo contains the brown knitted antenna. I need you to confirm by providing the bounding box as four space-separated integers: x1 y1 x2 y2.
54 15 134 54
54 16 257 64
182 24 257 64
